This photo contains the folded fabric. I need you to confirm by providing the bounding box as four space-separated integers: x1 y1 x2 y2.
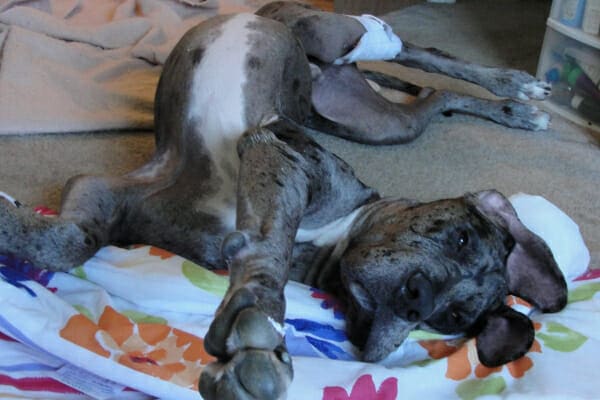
1 245 599 400
0 0 271 135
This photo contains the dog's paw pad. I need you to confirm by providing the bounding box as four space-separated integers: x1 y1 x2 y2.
221 231 248 262
204 287 285 358
225 307 285 354
199 347 292 400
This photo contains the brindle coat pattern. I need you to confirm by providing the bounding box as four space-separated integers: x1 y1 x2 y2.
0 2 566 399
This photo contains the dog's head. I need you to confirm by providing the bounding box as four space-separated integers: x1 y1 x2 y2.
340 190 567 366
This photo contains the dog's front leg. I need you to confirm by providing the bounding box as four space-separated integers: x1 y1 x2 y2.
199 127 310 400
393 42 551 101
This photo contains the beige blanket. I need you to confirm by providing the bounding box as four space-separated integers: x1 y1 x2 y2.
0 0 268 135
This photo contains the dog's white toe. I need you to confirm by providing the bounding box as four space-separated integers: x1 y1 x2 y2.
519 81 552 101
532 110 551 131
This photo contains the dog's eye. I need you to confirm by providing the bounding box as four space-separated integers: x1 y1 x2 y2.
457 230 469 251
451 310 463 324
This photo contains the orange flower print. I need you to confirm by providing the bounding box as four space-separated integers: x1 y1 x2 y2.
128 245 175 260
419 321 542 381
505 296 533 308
60 306 214 389
149 246 176 259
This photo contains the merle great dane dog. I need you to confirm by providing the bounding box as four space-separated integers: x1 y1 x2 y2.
0 2 567 399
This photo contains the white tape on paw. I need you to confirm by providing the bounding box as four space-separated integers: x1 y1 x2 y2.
334 15 403 65
268 316 286 337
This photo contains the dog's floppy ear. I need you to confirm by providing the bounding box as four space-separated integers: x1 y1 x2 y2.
469 190 567 312
475 304 534 367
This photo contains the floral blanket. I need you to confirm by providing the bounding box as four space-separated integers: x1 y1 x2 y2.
0 208 599 400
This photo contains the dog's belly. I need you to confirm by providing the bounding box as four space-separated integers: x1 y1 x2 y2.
127 11 374 270
185 14 262 232
188 14 257 144
175 13 312 232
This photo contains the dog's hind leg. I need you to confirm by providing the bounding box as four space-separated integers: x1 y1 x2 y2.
256 1 366 63
258 2 551 102
0 175 135 271
0 198 96 271
199 126 310 400
307 64 550 145
0 153 175 271
360 69 423 96
392 42 552 101
0 176 125 271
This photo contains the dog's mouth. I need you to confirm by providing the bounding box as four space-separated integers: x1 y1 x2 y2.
420 279 508 336
344 267 508 362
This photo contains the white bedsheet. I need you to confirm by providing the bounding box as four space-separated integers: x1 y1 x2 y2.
1 238 598 399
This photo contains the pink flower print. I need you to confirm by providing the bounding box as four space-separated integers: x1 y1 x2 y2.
33 206 58 216
574 269 600 281
323 374 398 400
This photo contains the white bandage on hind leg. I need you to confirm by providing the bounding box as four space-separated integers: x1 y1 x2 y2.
334 15 403 65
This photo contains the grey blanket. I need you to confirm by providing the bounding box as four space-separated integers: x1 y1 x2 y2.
0 0 270 134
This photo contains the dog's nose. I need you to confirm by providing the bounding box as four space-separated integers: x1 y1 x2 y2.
398 272 434 322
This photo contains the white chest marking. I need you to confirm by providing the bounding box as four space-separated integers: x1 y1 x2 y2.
188 13 257 149
295 207 364 247
188 14 258 229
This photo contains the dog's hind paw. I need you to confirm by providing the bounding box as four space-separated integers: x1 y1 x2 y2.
488 100 551 131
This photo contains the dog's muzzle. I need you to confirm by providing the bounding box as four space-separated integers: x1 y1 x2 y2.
395 272 434 322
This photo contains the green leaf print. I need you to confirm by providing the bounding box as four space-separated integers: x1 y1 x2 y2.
73 305 94 321
537 321 587 352
456 376 506 400
182 260 228 296
121 310 168 325
568 282 600 304
70 266 87 280
408 330 449 340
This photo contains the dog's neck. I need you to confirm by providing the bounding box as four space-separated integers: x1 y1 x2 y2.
289 197 415 293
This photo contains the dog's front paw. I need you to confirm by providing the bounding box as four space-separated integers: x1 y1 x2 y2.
199 287 292 400
489 69 552 101
516 80 552 101
199 347 292 400
495 100 551 131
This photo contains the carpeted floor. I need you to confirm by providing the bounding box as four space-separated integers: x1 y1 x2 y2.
1 0 598 270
